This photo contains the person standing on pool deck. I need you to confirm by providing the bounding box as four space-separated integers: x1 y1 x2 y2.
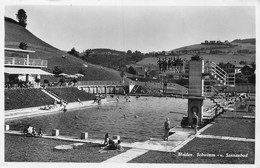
164 118 170 141
192 112 199 135
98 98 101 109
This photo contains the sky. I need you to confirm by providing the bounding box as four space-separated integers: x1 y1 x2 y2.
4 4 256 53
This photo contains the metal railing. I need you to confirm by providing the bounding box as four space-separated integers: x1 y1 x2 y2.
5 57 47 67
76 80 135 86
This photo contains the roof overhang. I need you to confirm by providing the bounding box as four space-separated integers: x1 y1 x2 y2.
5 67 53 75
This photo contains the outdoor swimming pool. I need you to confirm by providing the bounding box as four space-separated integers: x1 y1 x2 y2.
6 96 215 142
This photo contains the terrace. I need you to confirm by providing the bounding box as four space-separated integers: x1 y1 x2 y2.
5 47 48 68
5 57 47 68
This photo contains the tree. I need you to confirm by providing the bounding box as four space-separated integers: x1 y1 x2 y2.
43 79 49 84
78 68 86 76
248 74 255 84
119 65 127 78
235 73 248 83
161 51 166 55
191 52 202 61
16 9 27 28
218 62 225 68
239 61 247 65
19 42 28 50
53 66 63 75
68 47 79 57
127 50 132 55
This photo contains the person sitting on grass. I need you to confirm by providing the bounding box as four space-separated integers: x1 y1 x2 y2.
26 124 34 137
40 105 50 110
114 140 124 152
32 127 37 137
38 128 43 137
103 133 110 146
93 96 99 103
23 124 29 135
99 139 124 153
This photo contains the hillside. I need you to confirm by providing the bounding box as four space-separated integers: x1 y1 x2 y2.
137 39 256 66
4 17 123 81
77 48 145 70
231 38 255 45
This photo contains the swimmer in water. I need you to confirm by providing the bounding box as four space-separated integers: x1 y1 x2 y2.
124 114 126 119
135 115 139 118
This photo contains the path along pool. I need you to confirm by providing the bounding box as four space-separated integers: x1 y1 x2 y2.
6 96 215 142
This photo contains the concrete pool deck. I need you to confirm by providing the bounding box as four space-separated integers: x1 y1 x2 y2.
5 125 198 152
5 98 115 121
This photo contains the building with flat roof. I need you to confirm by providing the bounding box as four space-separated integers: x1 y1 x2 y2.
4 47 53 88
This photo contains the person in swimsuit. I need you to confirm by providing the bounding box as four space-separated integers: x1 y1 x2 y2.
164 118 170 141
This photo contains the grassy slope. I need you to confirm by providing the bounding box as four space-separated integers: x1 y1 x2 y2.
137 40 255 66
137 53 255 66
5 134 127 162
5 88 54 110
46 87 96 103
5 87 97 110
5 18 122 81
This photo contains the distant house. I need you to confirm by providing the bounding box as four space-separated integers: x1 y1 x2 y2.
219 62 235 74
234 63 244 74
147 70 158 79
216 40 222 44
240 65 255 78
127 65 147 77
223 40 231 45
209 41 216 44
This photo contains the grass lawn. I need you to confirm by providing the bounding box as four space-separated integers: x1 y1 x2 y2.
5 134 128 162
129 138 255 164
201 111 255 139
46 87 96 103
5 88 54 110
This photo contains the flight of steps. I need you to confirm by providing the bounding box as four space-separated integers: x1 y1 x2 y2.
41 89 68 104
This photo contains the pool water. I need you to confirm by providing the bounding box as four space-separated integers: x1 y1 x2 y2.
6 96 214 142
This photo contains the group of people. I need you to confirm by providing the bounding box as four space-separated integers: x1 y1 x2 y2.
98 133 124 153
24 124 43 137
164 111 199 141
39 99 68 112
157 57 184 72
